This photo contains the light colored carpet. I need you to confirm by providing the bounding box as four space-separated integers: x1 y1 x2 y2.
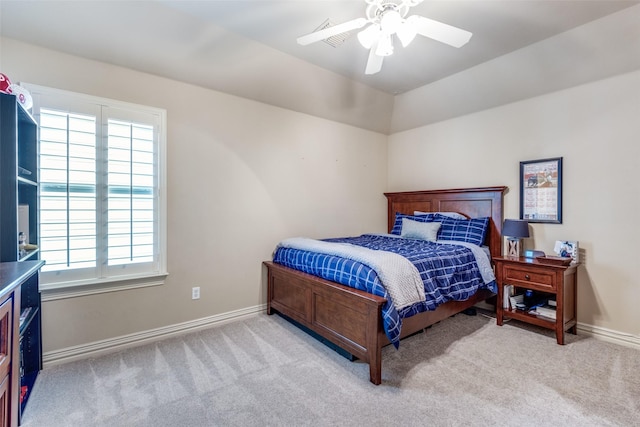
21 312 640 426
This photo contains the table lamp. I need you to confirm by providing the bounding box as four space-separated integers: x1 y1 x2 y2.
502 219 529 257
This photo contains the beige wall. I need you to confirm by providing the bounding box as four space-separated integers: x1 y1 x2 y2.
0 38 388 354
1 3 639 356
389 70 640 338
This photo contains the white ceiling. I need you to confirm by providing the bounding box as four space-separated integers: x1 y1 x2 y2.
156 0 638 94
1 0 636 94
1 0 638 133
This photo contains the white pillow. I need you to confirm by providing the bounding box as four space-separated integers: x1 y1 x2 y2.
414 210 467 220
401 218 441 241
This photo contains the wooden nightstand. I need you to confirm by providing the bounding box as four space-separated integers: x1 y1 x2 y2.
493 256 578 344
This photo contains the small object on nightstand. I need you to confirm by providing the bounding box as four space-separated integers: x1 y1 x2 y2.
555 240 579 264
536 255 572 266
503 284 514 308
532 306 557 320
524 249 545 259
509 293 524 310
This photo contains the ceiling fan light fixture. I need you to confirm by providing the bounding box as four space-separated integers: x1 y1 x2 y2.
357 23 380 49
380 9 403 34
296 0 471 76
396 20 417 47
375 33 394 57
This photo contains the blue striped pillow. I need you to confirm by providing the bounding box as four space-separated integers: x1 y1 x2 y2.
435 214 490 246
390 212 436 235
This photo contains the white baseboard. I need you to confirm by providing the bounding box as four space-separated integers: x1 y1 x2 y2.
43 304 639 367
43 304 267 367
577 322 640 350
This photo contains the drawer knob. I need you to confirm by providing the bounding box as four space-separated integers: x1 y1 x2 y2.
525 274 531 280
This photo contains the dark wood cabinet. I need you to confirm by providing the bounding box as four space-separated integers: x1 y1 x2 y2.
0 92 43 426
0 374 9 427
0 261 43 427
494 256 578 345
0 296 12 427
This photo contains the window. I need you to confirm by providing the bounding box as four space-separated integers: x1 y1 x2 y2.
25 84 167 298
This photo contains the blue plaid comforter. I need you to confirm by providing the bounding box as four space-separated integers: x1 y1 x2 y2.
272 234 496 348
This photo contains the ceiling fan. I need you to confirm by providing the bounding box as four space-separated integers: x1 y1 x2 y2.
297 0 472 75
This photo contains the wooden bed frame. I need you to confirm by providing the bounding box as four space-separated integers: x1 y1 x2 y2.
264 186 507 384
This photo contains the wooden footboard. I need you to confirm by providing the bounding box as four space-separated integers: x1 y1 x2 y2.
265 261 387 384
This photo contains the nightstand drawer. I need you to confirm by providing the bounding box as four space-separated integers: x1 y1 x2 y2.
504 266 556 291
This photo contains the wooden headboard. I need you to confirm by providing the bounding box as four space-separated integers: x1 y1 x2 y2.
384 186 507 259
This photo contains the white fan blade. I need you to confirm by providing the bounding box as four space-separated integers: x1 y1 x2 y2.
408 15 472 48
297 18 368 46
365 47 384 75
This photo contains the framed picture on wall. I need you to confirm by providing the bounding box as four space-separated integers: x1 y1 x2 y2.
520 157 562 223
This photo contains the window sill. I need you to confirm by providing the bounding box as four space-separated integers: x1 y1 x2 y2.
41 272 169 301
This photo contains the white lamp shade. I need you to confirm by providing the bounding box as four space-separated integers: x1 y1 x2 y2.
380 10 402 34
375 33 394 56
396 21 418 47
357 24 380 49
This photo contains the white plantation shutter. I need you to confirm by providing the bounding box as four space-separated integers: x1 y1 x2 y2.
27 84 167 294
105 116 157 270
39 109 98 274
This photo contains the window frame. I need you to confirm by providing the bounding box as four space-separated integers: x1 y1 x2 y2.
24 83 168 301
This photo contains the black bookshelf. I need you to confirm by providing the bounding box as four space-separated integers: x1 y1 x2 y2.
0 92 43 424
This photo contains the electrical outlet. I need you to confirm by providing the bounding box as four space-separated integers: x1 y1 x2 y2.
192 286 200 300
